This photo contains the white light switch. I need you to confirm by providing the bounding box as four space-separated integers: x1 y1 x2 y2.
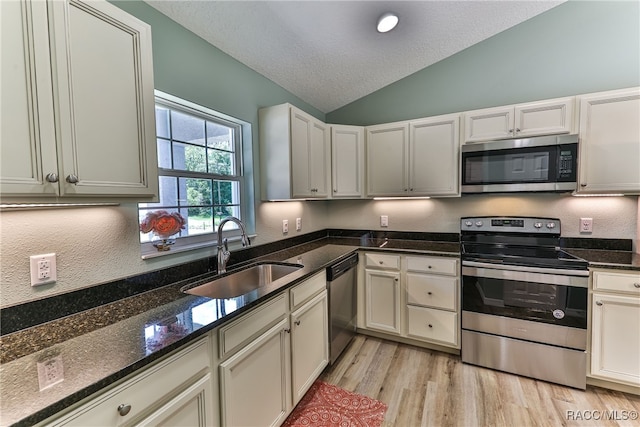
380 215 389 227
30 253 57 286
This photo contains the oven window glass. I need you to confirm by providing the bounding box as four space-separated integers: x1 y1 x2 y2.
463 149 552 184
462 275 587 329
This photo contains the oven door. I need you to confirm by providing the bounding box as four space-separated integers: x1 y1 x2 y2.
462 263 588 330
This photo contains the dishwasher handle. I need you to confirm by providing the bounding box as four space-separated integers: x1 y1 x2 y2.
327 253 358 281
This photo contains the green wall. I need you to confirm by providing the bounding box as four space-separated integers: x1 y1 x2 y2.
327 0 640 125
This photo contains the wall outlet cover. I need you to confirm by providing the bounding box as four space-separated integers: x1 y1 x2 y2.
580 218 593 233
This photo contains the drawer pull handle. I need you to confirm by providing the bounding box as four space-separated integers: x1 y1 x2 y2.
596 301 603 306
634 283 640 288
295 320 301 326
117 404 132 416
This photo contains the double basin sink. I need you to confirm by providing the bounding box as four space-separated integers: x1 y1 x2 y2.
182 262 303 299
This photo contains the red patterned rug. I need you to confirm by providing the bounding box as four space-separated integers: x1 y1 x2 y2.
282 380 388 427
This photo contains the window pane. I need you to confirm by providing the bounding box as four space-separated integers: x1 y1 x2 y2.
157 138 172 169
173 142 206 172
208 149 233 175
155 107 170 138
182 206 213 236
206 121 233 151
172 111 205 145
180 177 212 207
140 176 177 208
212 180 239 206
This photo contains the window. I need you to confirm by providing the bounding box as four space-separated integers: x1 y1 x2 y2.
139 92 247 253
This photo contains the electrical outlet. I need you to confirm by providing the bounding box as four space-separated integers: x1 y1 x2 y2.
37 355 64 391
580 218 593 233
296 217 301 231
30 253 57 286
380 215 389 227
282 219 289 234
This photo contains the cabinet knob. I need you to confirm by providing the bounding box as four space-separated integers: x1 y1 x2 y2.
509 129 514 134
394 278 398 282
427 291 433 295
66 174 79 184
379 261 383 265
515 128 521 133
45 173 59 183
427 324 433 328
580 183 587 187
596 301 603 306
284 328 291 334
295 320 301 326
634 283 640 288
410 188 414 192
427 265 432 269
117 404 132 416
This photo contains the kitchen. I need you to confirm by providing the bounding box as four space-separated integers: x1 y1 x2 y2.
1 0 639 426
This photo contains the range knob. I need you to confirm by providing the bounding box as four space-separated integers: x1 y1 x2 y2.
475 221 483 227
465 220 473 227
546 222 556 229
534 222 543 229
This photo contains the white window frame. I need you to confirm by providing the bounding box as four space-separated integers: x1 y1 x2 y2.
140 91 251 258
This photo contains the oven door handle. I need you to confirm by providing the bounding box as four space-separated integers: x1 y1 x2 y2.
462 262 589 288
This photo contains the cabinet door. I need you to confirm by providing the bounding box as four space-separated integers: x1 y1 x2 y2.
366 122 409 196
134 374 213 427
590 293 640 386
48 0 158 198
0 0 58 196
291 291 329 404
290 108 329 198
219 319 291 427
577 88 640 194
364 269 401 334
514 97 574 138
409 114 460 196
331 125 365 198
463 105 513 143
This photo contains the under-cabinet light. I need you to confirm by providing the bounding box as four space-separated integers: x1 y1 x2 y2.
0 202 120 211
373 197 431 200
571 193 625 197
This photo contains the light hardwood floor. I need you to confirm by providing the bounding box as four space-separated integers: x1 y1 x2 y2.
319 335 640 427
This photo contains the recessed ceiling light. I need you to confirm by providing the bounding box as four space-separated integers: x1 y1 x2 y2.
377 12 399 33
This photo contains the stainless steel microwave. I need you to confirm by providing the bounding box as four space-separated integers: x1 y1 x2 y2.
461 134 578 194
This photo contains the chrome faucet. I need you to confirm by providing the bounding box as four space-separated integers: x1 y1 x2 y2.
217 217 250 274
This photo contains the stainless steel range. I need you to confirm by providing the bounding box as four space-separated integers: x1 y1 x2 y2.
460 216 589 389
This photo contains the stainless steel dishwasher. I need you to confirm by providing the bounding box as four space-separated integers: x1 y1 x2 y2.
326 253 358 365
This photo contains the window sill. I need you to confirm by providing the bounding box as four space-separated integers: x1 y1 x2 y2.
141 234 257 260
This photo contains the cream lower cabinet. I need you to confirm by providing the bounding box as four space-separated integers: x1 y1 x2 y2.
577 87 640 195
218 272 329 427
1 0 158 201
219 319 291 427
364 253 402 335
589 269 640 387
41 338 214 427
360 252 460 350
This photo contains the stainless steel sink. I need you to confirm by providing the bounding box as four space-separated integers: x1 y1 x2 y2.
182 262 303 299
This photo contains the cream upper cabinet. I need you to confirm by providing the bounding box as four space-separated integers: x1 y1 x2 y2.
576 87 640 195
463 97 575 143
1 0 158 201
590 270 640 387
330 125 365 198
365 122 409 197
409 114 460 196
259 103 330 200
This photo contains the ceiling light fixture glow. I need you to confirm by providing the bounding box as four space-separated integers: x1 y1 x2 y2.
377 13 398 33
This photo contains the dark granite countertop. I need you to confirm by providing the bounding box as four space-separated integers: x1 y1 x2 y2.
0 238 459 426
565 248 640 271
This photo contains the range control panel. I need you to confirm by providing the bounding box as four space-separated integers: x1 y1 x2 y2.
461 217 560 234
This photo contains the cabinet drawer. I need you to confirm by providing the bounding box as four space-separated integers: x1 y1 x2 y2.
219 294 287 359
47 338 210 426
406 256 458 276
290 271 326 310
365 253 400 270
407 306 458 346
593 271 640 295
406 274 457 311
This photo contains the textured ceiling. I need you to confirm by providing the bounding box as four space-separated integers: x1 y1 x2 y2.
144 1 565 113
